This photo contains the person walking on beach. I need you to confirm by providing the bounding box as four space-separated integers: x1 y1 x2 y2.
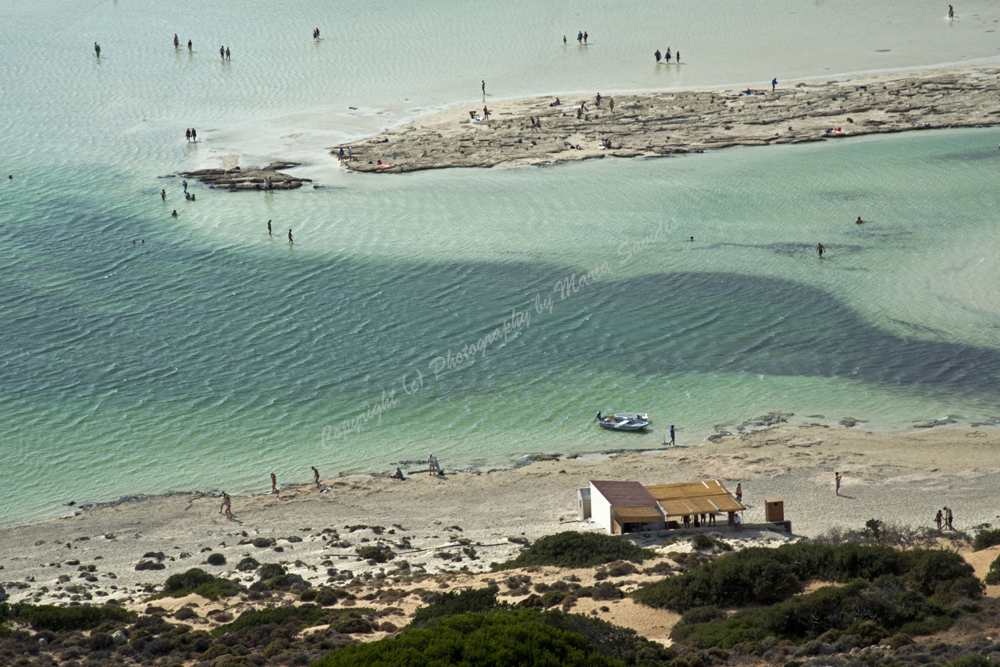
948 5 954 19
186 128 191 143
835 471 842 495
270 473 278 494
312 466 320 487
772 78 778 91
655 49 661 63
735 483 742 503
428 453 437 475
595 92 601 107
288 229 293 244
267 220 272 236
220 492 232 519
669 424 676 445
94 42 101 58
817 242 825 258
609 98 614 113
220 46 225 59
191 128 196 142
935 509 943 531
946 506 954 529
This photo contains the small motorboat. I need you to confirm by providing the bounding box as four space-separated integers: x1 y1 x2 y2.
595 411 650 431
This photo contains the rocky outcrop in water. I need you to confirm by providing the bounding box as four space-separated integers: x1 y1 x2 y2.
181 162 311 191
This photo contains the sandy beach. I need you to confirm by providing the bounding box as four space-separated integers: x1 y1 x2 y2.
3 421 999 623
335 66 1000 173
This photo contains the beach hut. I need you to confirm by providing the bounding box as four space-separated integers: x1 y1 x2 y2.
589 480 666 535
644 479 746 528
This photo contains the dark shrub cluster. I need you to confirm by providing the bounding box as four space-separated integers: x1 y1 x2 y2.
150 568 242 601
492 531 655 571
632 543 982 612
669 577 960 648
0 602 135 631
972 528 1000 552
312 607 676 667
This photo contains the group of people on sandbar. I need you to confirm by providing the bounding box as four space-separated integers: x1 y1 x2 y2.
184 128 198 143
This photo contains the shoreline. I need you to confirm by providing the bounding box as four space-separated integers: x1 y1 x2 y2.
330 65 1000 174
4 412 998 531
3 421 999 609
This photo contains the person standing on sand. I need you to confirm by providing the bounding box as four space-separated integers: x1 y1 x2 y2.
946 506 954 529
835 472 842 495
609 98 614 113
735 483 742 503
935 509 943 531
312 466 320 487
481 80 485 100
428 453 437 475
670 425 675 445
817 243 825 258
220 492 232 519
270 473 278 494
772 78 778 91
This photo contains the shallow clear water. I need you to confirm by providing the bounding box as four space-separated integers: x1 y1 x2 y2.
2 0 1000 525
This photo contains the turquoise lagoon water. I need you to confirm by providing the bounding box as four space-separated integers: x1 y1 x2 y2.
2 0 1000 525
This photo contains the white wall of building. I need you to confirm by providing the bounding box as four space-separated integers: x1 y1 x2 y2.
590 482 613 534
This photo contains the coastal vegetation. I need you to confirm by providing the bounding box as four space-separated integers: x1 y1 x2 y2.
146 568 242 602
0 601 135 631
631 542 983 611
492 531 655 570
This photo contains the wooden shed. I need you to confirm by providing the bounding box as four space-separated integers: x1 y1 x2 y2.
589 480 666 535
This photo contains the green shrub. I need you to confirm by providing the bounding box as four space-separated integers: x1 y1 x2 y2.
492 531 655 571
210 604 332 637
0 602 135 632
235 556 259 572
313 609 643 667
149 568 241 602
670 578 958 648
206 553 226 566
357 546 388 563
411 588 502 627
633 542 980 612
985 554 1000 585
257 563 285 580
948 656 993 667
692 534 713 550
972 529 1000 552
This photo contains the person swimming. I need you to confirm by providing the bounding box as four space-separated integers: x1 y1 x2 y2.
855 216 863 224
